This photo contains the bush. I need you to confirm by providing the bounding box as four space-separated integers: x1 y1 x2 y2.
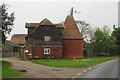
33 56 40 59
42 56 46 59
48 56 51 59
51 56 54 59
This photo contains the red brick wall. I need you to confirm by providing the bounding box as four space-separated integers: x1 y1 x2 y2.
22 39 83 59
63 39 83 58
23 46 63 59
20 47 32 59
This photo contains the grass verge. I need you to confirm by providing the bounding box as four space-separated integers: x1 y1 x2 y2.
33 56 118 68
2 60 24 77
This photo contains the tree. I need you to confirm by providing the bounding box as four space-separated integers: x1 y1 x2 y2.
0 3 15 43
91 26 111 56
110 27 120 56
76 20 92 43
76 20 95 57
112 27 120 45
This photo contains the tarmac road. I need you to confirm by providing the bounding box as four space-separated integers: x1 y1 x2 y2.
79 59 119 78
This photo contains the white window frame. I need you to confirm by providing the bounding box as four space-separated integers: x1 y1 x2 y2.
44 36 50 41
44 48 50 54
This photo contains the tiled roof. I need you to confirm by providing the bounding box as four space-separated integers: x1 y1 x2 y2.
62 15 83 39
54 24 64 28
25 16 82 39
25 18 64 28
6 40 19 46
25 23 39 28
39 18 54 25
11 34 27 45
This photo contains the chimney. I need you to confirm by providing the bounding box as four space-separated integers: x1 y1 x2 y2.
113 25 115 29
68 7 73 16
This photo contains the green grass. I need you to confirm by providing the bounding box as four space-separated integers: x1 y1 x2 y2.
2 60 24 77
33 56 118 68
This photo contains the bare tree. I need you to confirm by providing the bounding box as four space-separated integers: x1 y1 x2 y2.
76 20 92 43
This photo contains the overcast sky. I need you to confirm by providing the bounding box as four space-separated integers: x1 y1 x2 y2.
0 0 118 40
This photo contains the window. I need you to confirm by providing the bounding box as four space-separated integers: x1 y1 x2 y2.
14 47 19 52
44 48 50 54
44 36 50 41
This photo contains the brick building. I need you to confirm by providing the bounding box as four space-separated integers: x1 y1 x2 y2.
10 34 27 57
24 19 63 59
62 15 83 58
11 34 27 46
2 40 20 57
22 14 83 59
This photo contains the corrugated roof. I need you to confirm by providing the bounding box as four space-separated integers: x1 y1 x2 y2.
62 15 83 39
11 34 27 45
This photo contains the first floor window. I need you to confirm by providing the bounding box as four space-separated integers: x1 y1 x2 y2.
44 36 50 41
44 48 50 54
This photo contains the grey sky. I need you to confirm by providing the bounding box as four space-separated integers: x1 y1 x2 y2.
0 1 118 40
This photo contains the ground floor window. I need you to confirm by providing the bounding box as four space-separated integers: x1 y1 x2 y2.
14 47 19 52
44 48 50 54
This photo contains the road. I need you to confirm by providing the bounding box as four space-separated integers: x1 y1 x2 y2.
79 59 119 78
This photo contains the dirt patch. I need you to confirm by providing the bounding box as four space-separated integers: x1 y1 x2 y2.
2 57 89 78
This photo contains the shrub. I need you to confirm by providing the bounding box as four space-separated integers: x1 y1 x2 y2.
48 56 51 59
79 57 83 59
42 56 46 59
34 56 40 59
51 56 54 59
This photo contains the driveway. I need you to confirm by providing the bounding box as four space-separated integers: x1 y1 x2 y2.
2 57 88 78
